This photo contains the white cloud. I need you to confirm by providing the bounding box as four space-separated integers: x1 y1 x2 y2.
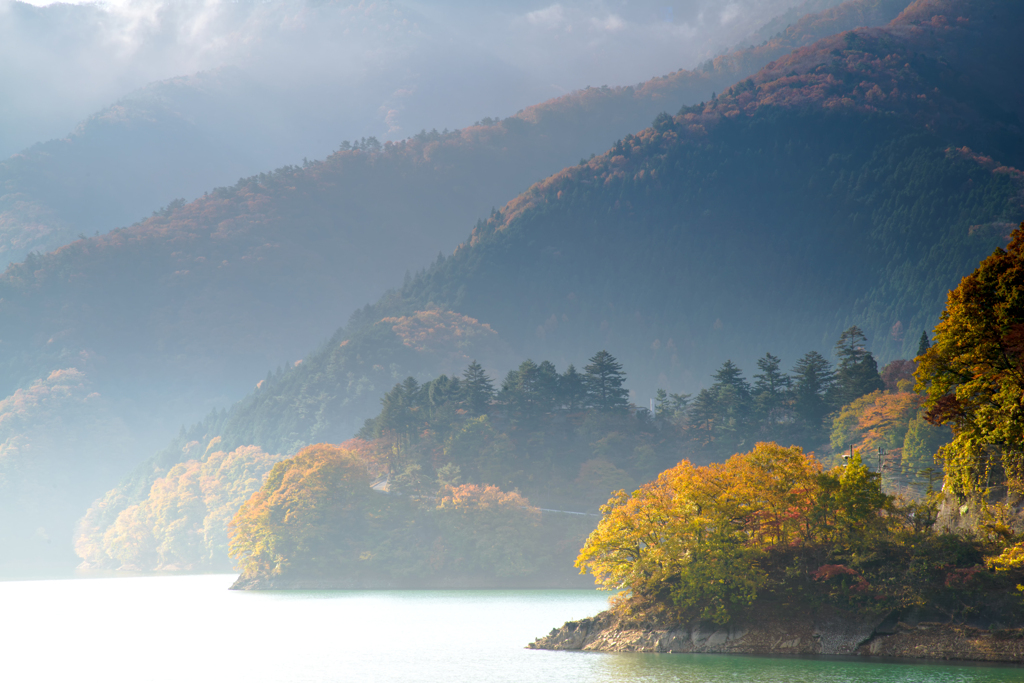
525 4 564 29
720 3 741 25
592 14 625 32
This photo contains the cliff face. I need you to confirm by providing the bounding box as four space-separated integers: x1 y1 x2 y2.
530 607 1024 662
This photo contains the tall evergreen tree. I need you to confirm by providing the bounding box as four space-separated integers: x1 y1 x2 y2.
500 360 534 419
833 326 885 407
536 360 560 413
688 388 718 446
791 351 835 440
753 353 791 435
559 364 587 411
377 377 423 450
709 360 753 450
500 359 558 424
655 388 690 423
461 360 494 416
583 350 629 412
427 374 459 410
916 330 930 358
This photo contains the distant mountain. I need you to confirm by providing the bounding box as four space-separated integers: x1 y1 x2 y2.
0 0 912 402
10 0 1013 574
357 0 1024 388
71 0 1024 576
0 0 869 267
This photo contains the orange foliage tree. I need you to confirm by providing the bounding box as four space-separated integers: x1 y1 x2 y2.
576 443 894 623
77 443 281 570
229 443 378 579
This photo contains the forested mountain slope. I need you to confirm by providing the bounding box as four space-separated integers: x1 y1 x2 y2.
0 0 906 267
0 0 913 426
4 0 918 575
364 0 1024 388
73 0 1024 576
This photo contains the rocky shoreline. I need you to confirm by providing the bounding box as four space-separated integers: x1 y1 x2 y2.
529 607 1024 663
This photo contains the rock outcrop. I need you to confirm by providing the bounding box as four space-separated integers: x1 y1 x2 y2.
530 607 1024 662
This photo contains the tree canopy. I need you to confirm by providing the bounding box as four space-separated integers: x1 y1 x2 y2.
917 223 1024 498
576 441 1021 625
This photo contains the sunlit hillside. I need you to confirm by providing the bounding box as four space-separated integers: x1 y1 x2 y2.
70 0 1024 578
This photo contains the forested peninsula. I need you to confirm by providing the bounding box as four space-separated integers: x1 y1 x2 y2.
533 226 1024 662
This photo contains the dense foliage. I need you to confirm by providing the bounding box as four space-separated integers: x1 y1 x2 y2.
47 0 1024 577
829 386 950 485
917 223 1024 497
78 322 940 572
75 441 281 571
228 442 588 586
577 442 1024 625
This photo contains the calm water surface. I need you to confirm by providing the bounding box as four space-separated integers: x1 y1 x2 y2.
0 574 1020 683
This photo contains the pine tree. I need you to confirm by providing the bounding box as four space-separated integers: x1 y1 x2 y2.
536 360 560 413
583 350 629 412
916 330 930 358
559 364 587 411
461 360 494 416
791 351 835 439
499 358 557 421
655 388 670 420
655 388 690 422
688 388 718 445
709 360 753 450
753 353 791 436
833 326 885 407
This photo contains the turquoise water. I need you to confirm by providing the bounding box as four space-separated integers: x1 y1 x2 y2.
0 575 1019 682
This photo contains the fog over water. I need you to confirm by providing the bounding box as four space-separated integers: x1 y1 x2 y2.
1 0 827 160
2 576 1020 682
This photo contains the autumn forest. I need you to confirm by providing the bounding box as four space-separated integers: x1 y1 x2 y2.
1 0 1023 652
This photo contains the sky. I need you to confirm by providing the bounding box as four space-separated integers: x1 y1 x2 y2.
0 0 818 159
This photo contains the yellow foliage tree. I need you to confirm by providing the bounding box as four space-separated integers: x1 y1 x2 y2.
82 443 281 570
577 443 827 623
229 443 376 578
916 224 1024 497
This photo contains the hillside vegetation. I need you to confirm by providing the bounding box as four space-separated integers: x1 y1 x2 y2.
0 0 922 573
0 0 906 266
573 229 1024 629
80 329 940 574
0 0 914 400
66 0 1024 576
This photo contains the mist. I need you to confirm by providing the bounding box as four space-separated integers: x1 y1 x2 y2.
0 0 866 576
1 0 826 160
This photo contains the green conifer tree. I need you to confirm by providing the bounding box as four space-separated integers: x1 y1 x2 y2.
791 351 835 440
559 364 587 411
461 360 494 416
583 351 629 412
833 326 885 408
709 360 753 452
916 330 930 358
753 353 791 435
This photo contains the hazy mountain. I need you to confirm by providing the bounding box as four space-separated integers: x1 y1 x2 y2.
0 0 850 266
71 0 1024 575
0 0 912 407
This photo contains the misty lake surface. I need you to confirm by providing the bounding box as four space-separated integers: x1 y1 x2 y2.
1 574 1021 683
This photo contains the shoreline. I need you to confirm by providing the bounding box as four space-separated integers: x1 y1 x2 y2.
229 573 595 590
529 607 1024 663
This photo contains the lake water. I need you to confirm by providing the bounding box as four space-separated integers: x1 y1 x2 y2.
0 574 1020 682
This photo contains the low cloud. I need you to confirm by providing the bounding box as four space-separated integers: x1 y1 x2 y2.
0 0 831 159
526 4 565 28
